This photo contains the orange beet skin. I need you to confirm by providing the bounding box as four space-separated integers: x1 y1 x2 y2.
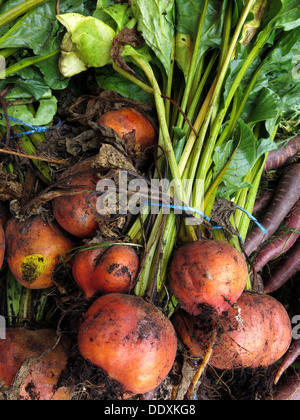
78 293 177 394
72 244 139 298
52 172 99 239
97 107 157 151
169 240 248 315
173 291 292 370
0 328 72 400
5 216 75 289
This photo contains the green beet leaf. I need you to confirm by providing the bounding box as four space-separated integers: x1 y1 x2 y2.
130 0 175 77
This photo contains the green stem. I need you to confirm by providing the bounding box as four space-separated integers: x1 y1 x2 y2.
200 41 272 209
18 288 32 324
29 132 45 148
238 124 279 241
178 78 216 179
35 292 50 323
176 0 209 130
238 158 265 242
112 62 154 95
203 137 242 211
210 1 232 125
195 24 271 191
234 166 257 228
0 48 18 59
0 0 48 29
146 213 177 299
218 1 233 71
189 0 257 212
156 213 177 292
188 54 204 108
125 17 137 30
0 48 60 79
135 210 164 296
182 50 219 137
19 132 52 184
131 56 187 206
6 269 23 327
234 122 262 229
164 37 176 129
7 162 14 173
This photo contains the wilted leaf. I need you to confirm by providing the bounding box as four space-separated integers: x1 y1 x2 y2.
95 144 136 171
240 0 268 46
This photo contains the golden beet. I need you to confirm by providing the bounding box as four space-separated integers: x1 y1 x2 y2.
72 244 139 298
173 291 292 370
0 328 72 400
97 107 157 151
169 240 248 315
52 172 99 239
78 293 177 394
5 216 75 289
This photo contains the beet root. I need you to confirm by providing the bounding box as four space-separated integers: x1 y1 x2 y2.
97 107 157 152
169 240 248 316
78 293 177 394
5 216 75 289
52 172 99 239
72 244 139 298
0 328 72 400
173 291 292 370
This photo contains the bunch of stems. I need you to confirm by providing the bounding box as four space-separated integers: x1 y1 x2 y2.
120 0 280 298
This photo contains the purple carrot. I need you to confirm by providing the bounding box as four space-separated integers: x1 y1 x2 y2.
274 340 300 385
272 369 300 400
264 136 300 172
244 163 300 256
253 200 300 272
264 239 300 293
253 190 274 214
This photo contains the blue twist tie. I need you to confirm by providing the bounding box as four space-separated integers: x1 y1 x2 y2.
145 202 267 244
146 202 211 223
0 114 61 138
235 205 267 235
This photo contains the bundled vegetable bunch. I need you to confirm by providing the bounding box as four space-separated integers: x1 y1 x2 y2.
0 0 299 400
